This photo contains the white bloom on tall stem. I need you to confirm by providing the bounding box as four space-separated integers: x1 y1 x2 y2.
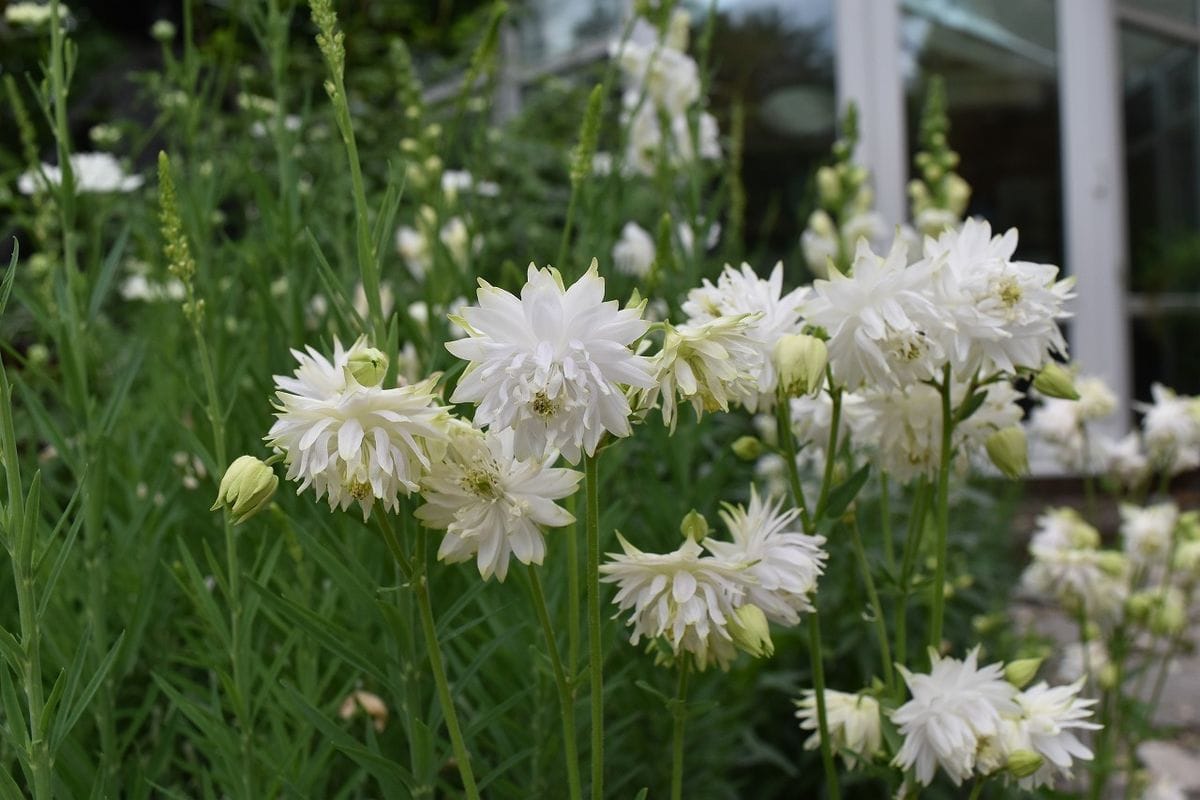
682 262 807 407
612 221 656 278
803 239 950 390
446 262 656 463
703 487 826 625
416 424 581 582
641 314 763 430
18 152 143 195
599 535 748 668
1005 680 1100 789
925 218 1073 376
266 337 448 519
1098 432 1149 487
891 647 1019 786
795 690 883 768
1119 502 1179 569
1138 383 1200 475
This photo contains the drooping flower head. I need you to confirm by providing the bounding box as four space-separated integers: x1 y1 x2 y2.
416 423 581 581
682 262 807 407
447 262 656 463
599 535 748 669
795 690 883 768
703 487 826 625
1004 680 1099 789
267 337 449 519
891 647 1019 786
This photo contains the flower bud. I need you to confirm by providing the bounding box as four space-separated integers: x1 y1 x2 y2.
1098 663 1118 690
945 173 971 216
348 346 388 386
1004 657 1043 688
210 455 278 524
774 334 828 397
1173 540 1200 577
1033 363 1080 400
680 509 709 543
665 8 691 51
985 426 1028 479
728 604 774 659
816 166 840 206
1006 750 1044 779
151 19 176 42
731 436 763 461
1096 551 1128 578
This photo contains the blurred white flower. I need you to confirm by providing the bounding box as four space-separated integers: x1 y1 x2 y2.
441 169 500 200
416 425 580 582
1028 507 1100 554
804 239 949 390
18 152 143 195
5 2 68 27
612 221 656 278
891 647 1019 786
683 262 807 408
1022 547 1129 622
795 690 883 768
353 281 395 322
1119 502 1178 569
599 535 747 669
447 262 655 463
677 218 721 254
1143 776 1188 800
395 214 479 279
1138 383 1200 475
119 274 186 303
703 487 826 625
266 337 448 519
1098 432 1149 487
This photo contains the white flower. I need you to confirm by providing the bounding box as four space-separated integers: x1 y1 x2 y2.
266 337 448 519
642 315 763 430
395 214 479 279
677 219 721 254
800 211 839 277
119 274 186 303
18 152 143 195
925 218 1073 376
804 238 950 390
795 690 883 768
1138 383 1200 474
599 535 748 668
446 262 656 463
850 383 944 484
891 647 1019 786
703 487 826 625
1120 502 1178 569
5 2 68 27
1076 377 1118 421
1143 776 1188 800
416 425 581 581
1099 432 1149 487
1021 547 1128 622
612 221 656 278
914 207 960 237
1028 507 1100 554
682 262 807 407
1005 680 1099 789
441 169 500 200
613 20 700 116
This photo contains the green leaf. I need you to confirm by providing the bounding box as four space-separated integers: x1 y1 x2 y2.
0 241 17 318
87 225 130 321
305 228 364 334
51 631 125 751
954 390 988 425
0 626 22 670
822 464 871 522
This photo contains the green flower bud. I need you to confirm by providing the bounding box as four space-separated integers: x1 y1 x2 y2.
680 510 709 543
728 604 774 659
1033 362 1080 400
210 455 278 525
1004 657 1043 688
1006 750 1044 779
815 166 840 206
151 19 176 42
985 426 1028 479
348 347 388 386
1098 664 1118 690
774 334 828 397
731 436 763 461
1096 551 1128 578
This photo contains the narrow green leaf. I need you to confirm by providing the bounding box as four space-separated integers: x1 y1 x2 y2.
0 241 18 318
954 390 988 425
86 225 130 320
305 228 364 333
822 464 872 522
0 626 22 669
53 631 125 750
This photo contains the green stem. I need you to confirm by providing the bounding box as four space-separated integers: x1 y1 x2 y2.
670 659 691 800
774 390 812 531
414 526 481 800
895 479 930 674
880 472 895 572
813 380 843 521
566 493 581 678
807 613 841 800
849 517 895 693
967 779 985 800
527 566 582 800
1 364 52 800
928 366 953 657
584 452 604 800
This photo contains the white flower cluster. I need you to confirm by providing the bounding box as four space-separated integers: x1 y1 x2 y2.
395 207 479 279
600 488 826 669
18 152 143 195
612 11 720 177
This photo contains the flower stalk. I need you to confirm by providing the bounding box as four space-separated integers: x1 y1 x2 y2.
585 451 605 800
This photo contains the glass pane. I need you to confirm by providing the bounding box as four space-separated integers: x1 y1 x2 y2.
901 0 1063 268
517 0 625 68
1122 0 1200 25
1132 313 1200 397
1122 26 1200 293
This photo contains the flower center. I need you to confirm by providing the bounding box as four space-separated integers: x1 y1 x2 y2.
348 480 372 500
531 391 560 418
460 467 501 500
997 277 1022 307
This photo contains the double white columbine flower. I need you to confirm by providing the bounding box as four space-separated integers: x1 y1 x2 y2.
416 423 581 581
795 690 883 768
446 262 656 463
682 262 807 408
267 337 448 519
